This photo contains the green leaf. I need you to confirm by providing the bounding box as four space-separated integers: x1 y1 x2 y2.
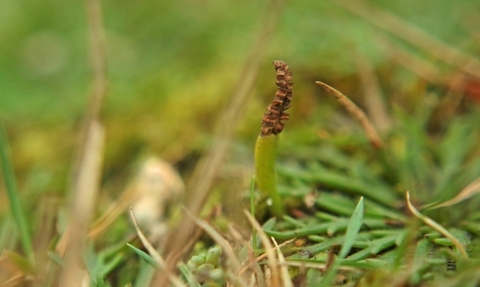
0 123 35 264
133 259 156 287
339 197 364 259
126 244 159 268
320 197 365 287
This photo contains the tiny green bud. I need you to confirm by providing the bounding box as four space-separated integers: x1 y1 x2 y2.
205 246 222 266
188 254 206 269
196 263 215 275
209 268 223 280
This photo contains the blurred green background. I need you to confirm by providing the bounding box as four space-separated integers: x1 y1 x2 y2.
1 0 480 203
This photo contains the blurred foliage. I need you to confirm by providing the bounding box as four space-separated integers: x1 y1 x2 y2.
1 0 480 183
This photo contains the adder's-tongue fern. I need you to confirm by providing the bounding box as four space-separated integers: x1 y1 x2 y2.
255 61 293 218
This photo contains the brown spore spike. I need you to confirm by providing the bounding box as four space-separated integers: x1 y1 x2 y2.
260 61 293 136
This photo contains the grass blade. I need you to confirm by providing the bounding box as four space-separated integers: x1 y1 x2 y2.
339 197 364 259
0 123 35 264
129 208 184 287
127 244 159 268
320 197 364 287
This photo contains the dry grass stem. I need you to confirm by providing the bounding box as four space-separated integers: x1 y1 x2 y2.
58 121 105 286
89 158 184 239
352 49 392 132
244 243 267 287
85 0 108 120
244 211 281 287
429 176 480 209
88 186 138 239
282 260 359 271
272 237 293 287
335 0 480 79
129 209 184 287
185 209 242 272
129 209 163 266
238 238 295 277
375 36 441 83
57 0 108 283
316 81 384 148
2 275 23 287
406 192 468 259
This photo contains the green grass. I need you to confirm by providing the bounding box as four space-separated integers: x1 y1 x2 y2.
0 123 35 264
2 0 480 286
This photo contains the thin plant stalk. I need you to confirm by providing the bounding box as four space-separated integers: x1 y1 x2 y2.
255 134 284 218
406 192 468 259
316 81 383 148
250 175 257 249
272 237 293 287
255 61 294 218
352 48 392 132
57 0 108 283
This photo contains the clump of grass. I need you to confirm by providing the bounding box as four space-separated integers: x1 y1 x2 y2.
259 80 480 286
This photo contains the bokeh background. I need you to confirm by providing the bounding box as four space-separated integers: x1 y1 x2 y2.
0 0 480 198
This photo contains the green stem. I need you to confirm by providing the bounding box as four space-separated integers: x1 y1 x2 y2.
254 134 284 218
0 123 35 264
249 176 257 248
